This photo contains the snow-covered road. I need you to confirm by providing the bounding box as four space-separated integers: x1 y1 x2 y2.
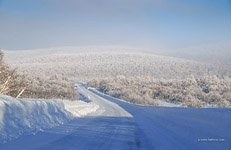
0 84 230 150
77 85 132 117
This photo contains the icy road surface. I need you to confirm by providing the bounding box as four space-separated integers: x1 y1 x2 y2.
0 84 230 150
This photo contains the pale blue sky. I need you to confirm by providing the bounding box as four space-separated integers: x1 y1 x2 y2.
0 0 230 50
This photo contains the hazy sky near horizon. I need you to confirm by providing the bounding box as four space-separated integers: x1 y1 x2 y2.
0 0 231 50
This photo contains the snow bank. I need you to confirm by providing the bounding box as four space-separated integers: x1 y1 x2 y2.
0 95 99 143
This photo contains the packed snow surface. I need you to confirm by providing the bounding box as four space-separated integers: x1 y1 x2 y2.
0 95 99 143
64 100 99 117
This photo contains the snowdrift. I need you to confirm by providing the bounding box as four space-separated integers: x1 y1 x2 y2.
0 95 99 143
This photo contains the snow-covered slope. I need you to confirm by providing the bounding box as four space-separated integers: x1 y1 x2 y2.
0 95 99 143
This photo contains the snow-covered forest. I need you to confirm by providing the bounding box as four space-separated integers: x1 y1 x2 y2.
5 47 230 80
3 47 231 107
89 75 231 108
0 50 75 99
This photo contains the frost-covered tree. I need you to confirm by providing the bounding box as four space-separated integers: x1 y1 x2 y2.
0 51 26 97
89 75 231 108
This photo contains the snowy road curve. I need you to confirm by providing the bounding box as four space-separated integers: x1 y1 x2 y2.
0 84 230 150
